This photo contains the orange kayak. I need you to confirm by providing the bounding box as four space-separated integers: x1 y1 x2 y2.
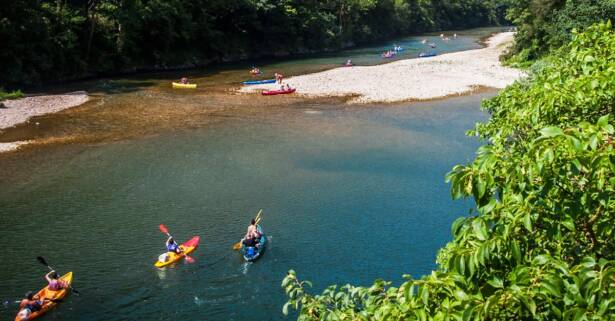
154 236 200 268
14 272 73 321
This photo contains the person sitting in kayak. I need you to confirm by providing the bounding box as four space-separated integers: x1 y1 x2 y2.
242 218 261 247
166 237 183 254
345 59 353 66
180 77 189 84
16 291 45 321
45 271 67 291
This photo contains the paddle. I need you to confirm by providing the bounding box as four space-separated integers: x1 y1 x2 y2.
233 209 263 250
158 224 195 264
35 256 80 295
11 298 64 304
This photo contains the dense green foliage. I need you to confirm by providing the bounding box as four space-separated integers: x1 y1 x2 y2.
505 0 615 63
1 0 503 87
0 88 24 101
282 21 615 321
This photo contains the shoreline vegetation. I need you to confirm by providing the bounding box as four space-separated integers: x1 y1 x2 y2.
2 1 505 88
240 32 524 103
281 21 615 321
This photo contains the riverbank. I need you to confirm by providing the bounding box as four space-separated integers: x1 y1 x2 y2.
0 92 89 152
240 32 524 103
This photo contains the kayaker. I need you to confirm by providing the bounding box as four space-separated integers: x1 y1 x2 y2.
16 291 45 321
274 72 284 84
45 271 67 291
242 218 260 245
180 77 189 84
345 59 352 66
166 237 183 254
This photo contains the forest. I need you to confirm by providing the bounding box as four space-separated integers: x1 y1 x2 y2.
0 0 507 87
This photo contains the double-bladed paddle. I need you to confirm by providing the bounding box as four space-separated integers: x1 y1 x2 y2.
158 224 195 264
233 209 263 250
35 256 80 295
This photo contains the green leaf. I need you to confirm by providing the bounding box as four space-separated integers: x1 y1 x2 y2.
487 277 503 288
522 213 532 232
282 302 291 315
540 126 564 138
472 220 488 241
511 241 522 263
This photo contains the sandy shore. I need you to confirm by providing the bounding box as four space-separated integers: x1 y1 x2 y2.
0 91 89 152
240 32 524 103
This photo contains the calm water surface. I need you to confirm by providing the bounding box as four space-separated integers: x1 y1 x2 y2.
0 93 492 320
0 27 499 321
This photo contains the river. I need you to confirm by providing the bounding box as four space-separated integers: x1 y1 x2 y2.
0 28 500 320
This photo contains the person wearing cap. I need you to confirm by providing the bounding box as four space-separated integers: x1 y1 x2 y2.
16 291 45 321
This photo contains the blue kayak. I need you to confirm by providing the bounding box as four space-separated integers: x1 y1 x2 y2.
418 52 437 58
242 79 276 85
241 225 266 262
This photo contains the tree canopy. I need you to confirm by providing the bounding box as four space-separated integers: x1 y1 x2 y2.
504 0 615 64
1 0 504 87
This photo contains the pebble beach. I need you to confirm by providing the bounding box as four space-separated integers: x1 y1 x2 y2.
0 92 89 152
240 32 524 103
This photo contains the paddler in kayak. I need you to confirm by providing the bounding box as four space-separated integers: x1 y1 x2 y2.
16 291 45 321
166 236 184 254
179 77 189 84
45 271 68 290
242 218 262 248
345 59 353 66
158 236 184 263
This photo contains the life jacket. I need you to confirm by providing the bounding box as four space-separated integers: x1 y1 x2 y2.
167 243 179 252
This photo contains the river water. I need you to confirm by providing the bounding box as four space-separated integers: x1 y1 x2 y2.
0 28 500 320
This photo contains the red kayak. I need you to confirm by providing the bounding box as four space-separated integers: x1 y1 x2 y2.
262 88 296 96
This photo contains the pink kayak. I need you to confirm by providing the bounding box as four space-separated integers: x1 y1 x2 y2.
262 88 296 96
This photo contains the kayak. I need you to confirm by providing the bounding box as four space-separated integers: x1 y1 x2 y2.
154 236 200 268
242 79 276 85
14 272 73 321
418 52 437 58
241 225 266 262
172 82 197 89
262 88 296 96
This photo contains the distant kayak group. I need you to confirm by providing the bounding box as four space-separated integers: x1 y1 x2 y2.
243 71 296 95
155 210 267 267
13 211 267 320
171 33 461 92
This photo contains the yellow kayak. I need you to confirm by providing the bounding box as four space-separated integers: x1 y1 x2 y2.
172 82 197 89
154 236 200 268
15 272 73 321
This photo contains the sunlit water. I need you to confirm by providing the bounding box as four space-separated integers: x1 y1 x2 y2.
0 28 501 321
